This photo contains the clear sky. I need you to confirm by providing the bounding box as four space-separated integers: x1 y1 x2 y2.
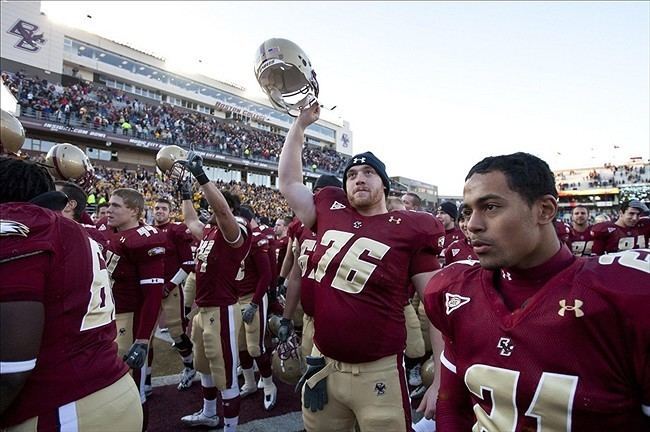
40 1 650 196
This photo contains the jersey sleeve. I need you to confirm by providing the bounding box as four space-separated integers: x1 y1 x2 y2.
590 222 612 255
251 240 272 305
409 212 445 276
174 223 196 274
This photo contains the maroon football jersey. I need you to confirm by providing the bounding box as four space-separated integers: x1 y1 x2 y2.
195 218 252 307
156 220 195 281
95 215 109 231
424 248 650 431
441 226 464 252
309 187 444 363
591 221 646 255
444 238 478 264
82 223 109 254
273 235 289 275
293 222 319 317
567 225 593 256
104 224 166 339
236 225 272 305
260 224 278 281
0 204 127 428
554 219 571 244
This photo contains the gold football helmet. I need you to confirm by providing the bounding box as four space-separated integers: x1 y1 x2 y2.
1 109 26 154
267 314 282 337
156 145 188 181
254 38 319 117
421 357 435 388
271 333 304 385
44 143 95 189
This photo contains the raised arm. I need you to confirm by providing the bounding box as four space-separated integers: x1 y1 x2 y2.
185 153 244 248
278 104 319 229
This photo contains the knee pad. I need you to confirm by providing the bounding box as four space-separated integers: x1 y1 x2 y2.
172 333 193 357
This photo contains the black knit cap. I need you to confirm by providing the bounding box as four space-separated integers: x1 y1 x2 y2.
313 174 342 192
343 151 390 196
438 201 458 221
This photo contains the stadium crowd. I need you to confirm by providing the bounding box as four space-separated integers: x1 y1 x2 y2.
1 71 348 175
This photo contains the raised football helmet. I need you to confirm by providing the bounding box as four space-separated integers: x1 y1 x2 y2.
44 143 95 189
156 145 188 182
254 38 319 117
421 357 435 387
271 333 304 385
1 109 26 154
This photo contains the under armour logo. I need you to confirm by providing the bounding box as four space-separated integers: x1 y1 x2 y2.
501 270 512 281
353 221 362 229
558 299 584 317
119 328 126 335
497 337 515 356
388 216 401 224
374 382 386 396
7 20 46 52
209 317 215 325
353 157 366 164
445 293 471 315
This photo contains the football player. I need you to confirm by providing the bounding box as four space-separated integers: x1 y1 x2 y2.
0 157 142 431
279 175 344 360
436 201 464 257
104 188 166 429
54 180 109 251
567 205 593 256
421 152 650 430
179 153 251 432
151 198 196 390
235 205 277 410
591 200 648 255
279 103 445 431
401 192 422 211
443 203 478 264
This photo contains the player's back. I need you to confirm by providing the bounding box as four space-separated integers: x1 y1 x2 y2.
591 221 646 254
0 203 127 428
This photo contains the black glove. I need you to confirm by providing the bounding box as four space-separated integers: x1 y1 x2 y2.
277 276 287 297
242 303 258 324
185 151 209 185
123 342 148 369
277 318 293 343
179 178 193 200
296 356 328 412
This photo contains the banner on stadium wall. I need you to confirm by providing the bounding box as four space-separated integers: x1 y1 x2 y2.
214 101 269 123
558 188 619 197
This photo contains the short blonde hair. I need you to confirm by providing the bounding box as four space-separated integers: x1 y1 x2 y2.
112 188 145 219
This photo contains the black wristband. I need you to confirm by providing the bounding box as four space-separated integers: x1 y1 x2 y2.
195 172 209 185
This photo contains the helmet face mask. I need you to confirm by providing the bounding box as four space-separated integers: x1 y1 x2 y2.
1 109 26 155
156 145 189 183
44 143 95 189
271 333 304 385
255 38 319 117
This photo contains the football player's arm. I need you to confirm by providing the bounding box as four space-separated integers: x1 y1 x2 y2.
0 254 47 415
134 248 165 342
279 236 294 280
430 351 475 429
200 182 245 248
171 226 195 285
251 246 272 306
182 198 205 241
282 247 302 320
278 104 317 229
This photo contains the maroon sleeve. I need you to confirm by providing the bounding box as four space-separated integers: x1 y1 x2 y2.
133 239 166 340
590 222 609 255
0 253 49 302
409 212 444 276
251 244 272 305
175 224 195 274
79 211 94 225
435 357 475 431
